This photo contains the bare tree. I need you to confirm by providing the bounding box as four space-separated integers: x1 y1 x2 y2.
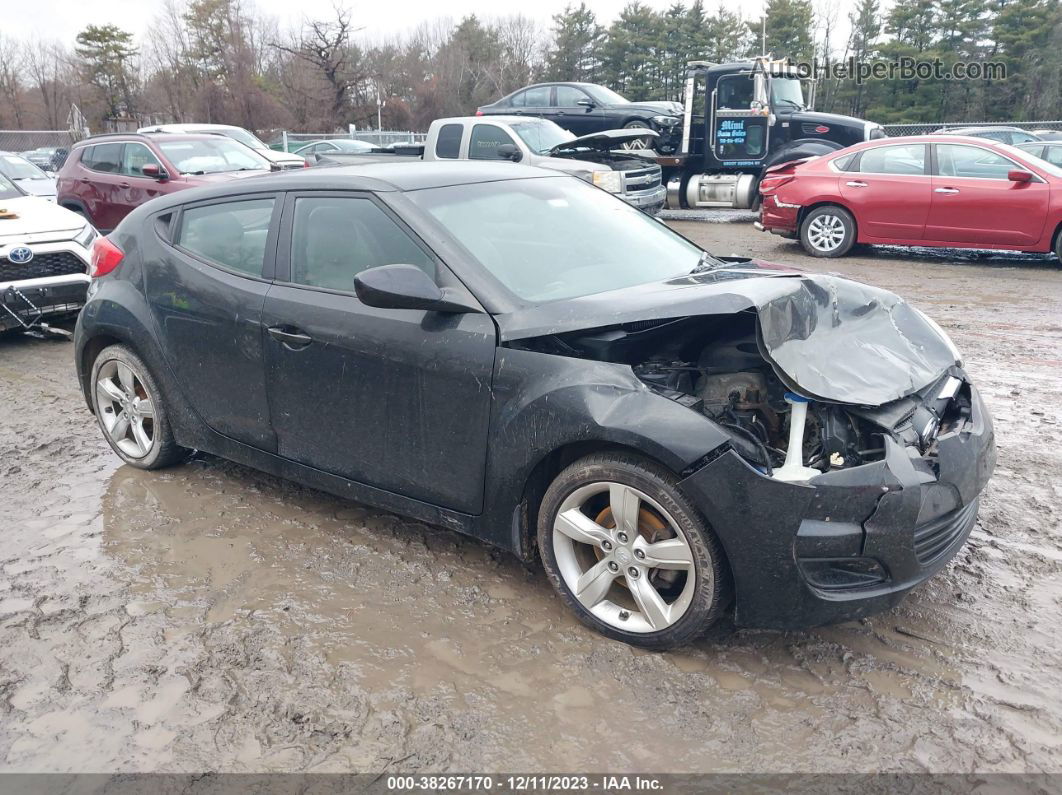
0 35 26 127
24 39 74 129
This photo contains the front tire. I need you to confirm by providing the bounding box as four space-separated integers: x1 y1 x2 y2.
537 452 731 649
800 205 856 257
90 344 187 469
620 120 655 152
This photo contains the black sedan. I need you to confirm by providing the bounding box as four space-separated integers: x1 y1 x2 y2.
74 162 994 648
477 82 682 154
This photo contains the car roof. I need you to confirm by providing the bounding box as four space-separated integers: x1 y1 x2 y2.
140 161 564 210
72 133 240 149
139 123 242 132
942 126 1026 134
844 134 1017 149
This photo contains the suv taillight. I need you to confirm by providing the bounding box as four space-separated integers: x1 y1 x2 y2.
90 237 124 277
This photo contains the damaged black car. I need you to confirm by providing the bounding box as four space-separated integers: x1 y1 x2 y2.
74 162 996 649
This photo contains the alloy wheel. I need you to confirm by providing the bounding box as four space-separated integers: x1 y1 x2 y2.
552 482 700 633
95 359 156 459
806 213 847 252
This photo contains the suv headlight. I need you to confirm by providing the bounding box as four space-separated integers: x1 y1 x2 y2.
591 170 623 193
73 223 98 248
652 115 681 128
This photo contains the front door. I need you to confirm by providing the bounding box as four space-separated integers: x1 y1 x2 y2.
839 143 931 240
926 143 1050 246
262 192 496 514
553 85 601 135
148 193 280 451
119 142 169 219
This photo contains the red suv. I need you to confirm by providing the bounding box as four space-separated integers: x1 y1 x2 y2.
57 133 274 232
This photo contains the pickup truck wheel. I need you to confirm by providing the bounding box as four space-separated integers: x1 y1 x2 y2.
800 205 856 257
620 120 654 152
90 344 187 469
538 452 731 649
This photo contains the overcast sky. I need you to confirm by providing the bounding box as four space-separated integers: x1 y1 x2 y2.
8 0 771 47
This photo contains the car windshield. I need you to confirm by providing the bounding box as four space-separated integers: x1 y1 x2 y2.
770 77 805 109
157 139 270 175
510 120 575 154
1000 143 1062 177
0 154 49 180
197 127 266 150
584 85 629 106
0 172 24 199
409 176 708 304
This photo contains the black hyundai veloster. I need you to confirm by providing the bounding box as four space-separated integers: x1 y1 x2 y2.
74 162 995 648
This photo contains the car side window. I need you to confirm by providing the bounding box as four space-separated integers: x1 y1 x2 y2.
1046 146 1062 168
177 198 275 277
121 143 163 177
289 196 435 293
857 144 927 175
435 124 463 159
469 125 517 160
520 86 550 107
554 86 588 106
936 144 1019 180
1010 132 1037 144
83 142 122 173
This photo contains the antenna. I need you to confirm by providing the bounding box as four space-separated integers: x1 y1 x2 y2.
761 12 766 56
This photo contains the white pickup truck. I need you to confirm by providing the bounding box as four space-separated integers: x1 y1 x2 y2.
310 116 667 213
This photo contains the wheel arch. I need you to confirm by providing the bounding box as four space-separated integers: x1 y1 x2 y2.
798 200 859 238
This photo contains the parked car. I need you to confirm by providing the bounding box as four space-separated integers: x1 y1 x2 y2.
477 82 682 154
757 134 1062 260
137 123 307 169
294 139 376 156
0 152 57 201
1030 129 1062 141
933 125 1041 145
74 161 994 648
50 147 70 172
0 171 97 333
310 116 667 214
56 133 273 232
1016 140 1062 168
20 147 59 172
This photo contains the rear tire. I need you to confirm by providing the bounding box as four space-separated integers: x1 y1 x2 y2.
89 344 187 469
1054 229 1062 265
800 205 856 258
537 452 731 649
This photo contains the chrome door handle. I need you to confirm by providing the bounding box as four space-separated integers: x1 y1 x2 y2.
934 187 959 194
845 180 868 187
267 326 312 349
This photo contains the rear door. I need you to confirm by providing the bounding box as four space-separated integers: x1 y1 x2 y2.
509 85 551 120
838 143 931 240
147 193 281 451
261 192 496 513
926 143 1050 245
80 142 125 230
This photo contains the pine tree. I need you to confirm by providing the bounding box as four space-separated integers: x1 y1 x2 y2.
75 24 139 123
749 0 815 61
543 3 603 82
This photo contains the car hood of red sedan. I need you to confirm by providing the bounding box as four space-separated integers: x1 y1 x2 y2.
496 260 959 407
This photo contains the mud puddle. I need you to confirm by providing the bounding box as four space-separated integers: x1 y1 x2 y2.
2 230 1062 773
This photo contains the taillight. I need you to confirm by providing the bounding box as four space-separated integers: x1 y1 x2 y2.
759 175 794 193
90 236 124 278
475 110 484 116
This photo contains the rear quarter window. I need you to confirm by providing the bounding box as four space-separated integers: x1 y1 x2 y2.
435 124 463 159
176 198 276 277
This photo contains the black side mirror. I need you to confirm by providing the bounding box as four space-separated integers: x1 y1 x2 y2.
141 163 168 180
496 143 522 162
353 264 479 313
576 98 595 109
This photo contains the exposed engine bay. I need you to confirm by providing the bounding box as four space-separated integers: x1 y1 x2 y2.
512 311 969 478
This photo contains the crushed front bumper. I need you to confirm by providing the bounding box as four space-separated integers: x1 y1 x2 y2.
678 383 996 629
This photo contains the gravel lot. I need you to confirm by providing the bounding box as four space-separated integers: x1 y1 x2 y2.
1 215 1060 774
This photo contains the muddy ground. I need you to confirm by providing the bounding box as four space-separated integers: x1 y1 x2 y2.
1 217 1060 774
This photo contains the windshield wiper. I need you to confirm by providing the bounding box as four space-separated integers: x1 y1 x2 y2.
774 98 805 111
690 251 728 273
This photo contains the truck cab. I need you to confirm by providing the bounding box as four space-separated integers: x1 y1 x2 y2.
664 58 886 209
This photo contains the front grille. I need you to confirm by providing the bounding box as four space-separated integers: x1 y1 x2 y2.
0 251 87 282
913 499 979 565
623 165 662 192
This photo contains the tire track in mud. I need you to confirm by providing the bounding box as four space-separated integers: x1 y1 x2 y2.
1 230 1061 773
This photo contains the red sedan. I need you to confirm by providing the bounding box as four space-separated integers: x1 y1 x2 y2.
757 134 1062 260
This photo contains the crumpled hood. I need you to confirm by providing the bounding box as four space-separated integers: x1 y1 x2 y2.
550 128 660 154
0 196 85 236
622 100 682 116
496 263 959 407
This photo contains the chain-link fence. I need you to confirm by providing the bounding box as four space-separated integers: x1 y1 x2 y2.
0 130 79 154
268 130 426 152
884 120 1062 136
